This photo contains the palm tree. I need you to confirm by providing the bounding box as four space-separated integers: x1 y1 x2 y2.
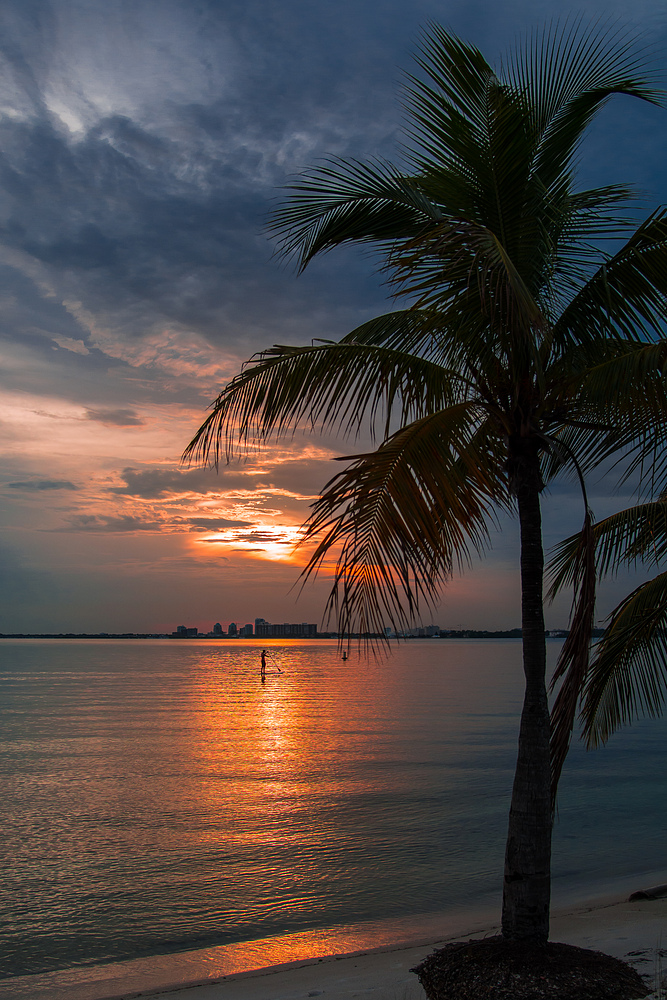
185 23 667 943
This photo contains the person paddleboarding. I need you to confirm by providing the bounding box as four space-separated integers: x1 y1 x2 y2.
261 649 283 677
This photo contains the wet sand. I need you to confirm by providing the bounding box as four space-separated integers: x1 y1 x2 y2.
4 884 666 1000
142 893 667 1000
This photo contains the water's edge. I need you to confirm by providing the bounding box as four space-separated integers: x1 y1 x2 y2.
0 904 502 1000
4 868 667 1000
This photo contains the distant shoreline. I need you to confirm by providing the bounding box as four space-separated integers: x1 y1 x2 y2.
0 630 584 639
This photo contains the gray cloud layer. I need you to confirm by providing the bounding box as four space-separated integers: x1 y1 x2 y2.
84 408 145 426
7 479 78 490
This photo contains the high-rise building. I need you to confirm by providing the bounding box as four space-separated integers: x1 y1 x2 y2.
213 622 223 636
253 619 317 637
227 622 238 637
241 624 253 636
171 625 198 637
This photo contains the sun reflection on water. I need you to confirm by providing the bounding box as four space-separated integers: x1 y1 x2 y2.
11 637 646 982
185 644 358 854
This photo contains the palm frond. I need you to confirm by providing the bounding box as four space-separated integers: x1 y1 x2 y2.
389 217 543 331
299 405 507 638
549 511 596 805
183 313 473 466
548 498 667 597
268 159 439 270
548 499 667 755
507 20 661 190
582 572 667 746
553 211 667 349
539 338 667 487
544 186 641 317
406 25 495 151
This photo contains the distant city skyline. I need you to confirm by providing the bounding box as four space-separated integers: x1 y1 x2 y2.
1 622 582 639
171 618 318 638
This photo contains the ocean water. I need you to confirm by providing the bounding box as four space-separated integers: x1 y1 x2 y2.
2 638 666 984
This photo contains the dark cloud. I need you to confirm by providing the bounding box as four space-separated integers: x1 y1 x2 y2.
111 465 249 497
186 517 253 530
56 510 259 534
84 408 145 426
0 0 404 398
256 457 332 494
0 0 663 391
111 459 331 499
7 479 78 490
64 514 163 532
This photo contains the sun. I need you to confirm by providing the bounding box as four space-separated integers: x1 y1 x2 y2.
196 521 305 563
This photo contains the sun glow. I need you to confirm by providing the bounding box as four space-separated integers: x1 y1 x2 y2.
198 521 306 562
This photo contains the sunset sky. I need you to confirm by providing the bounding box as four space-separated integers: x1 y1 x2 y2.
1 0 666 634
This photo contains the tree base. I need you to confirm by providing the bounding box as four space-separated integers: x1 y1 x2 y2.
411 936 649 999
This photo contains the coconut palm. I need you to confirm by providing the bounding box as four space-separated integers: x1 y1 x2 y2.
185 24 667 943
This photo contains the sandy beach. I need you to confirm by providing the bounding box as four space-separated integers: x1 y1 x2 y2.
140 894 667 1000
4 884 665 1000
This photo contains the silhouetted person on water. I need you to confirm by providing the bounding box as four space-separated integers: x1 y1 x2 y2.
260 649 267 679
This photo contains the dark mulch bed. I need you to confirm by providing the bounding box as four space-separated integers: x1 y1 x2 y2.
411 936 650 1000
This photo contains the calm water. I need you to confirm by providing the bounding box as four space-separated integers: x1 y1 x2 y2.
2 638 666 981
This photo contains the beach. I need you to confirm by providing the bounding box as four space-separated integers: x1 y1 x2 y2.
126 892 667 1000
4 883 666 1000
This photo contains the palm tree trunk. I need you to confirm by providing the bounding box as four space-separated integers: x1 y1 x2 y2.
501 447 552 943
